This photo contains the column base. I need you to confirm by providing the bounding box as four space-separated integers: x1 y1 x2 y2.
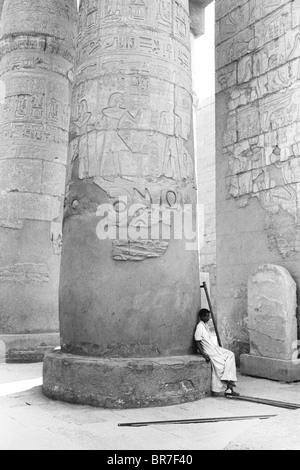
0 333 60 363
241 354 300 383
43 350 211 409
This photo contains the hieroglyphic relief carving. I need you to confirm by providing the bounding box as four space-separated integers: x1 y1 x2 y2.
216 1 252 45
254 3 291 49
69 1 195 261
157 0 172 28
216 0 249 21
216 0 292 47
216 25 257 70
174 1 190 43
219 0 300 256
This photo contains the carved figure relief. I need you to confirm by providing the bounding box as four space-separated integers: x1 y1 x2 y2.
97 92 142 177
71 99 91 177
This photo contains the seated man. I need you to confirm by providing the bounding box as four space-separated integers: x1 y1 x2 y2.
194 308 240 396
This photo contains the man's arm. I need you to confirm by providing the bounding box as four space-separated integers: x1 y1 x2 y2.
195 341 210 362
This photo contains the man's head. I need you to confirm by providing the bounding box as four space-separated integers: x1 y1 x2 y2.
198 308 210 323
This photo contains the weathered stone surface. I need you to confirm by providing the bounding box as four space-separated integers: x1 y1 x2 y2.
248 264 297 360
112 240 169 261
254 3 291 49
226 409 300 450
60 0 200 360
0 263 49 284
43 351 211 409
0 333 59 363
240 354 300 383
216 0 249 21
0 0 76 360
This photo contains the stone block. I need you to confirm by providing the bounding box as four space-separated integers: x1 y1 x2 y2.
216 63 237 93
259 88 300 133
0 160 43 194
248 264 297 360
241 354 300 383
254 3 291 49
249 0 291 22
216 2 252 46
223 111 238 147
237 54 253 84
237 103 260 140
42 162 66 197
0 193 61 222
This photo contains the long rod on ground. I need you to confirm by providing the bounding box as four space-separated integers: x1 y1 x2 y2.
226 395 300 410
118 415 276 427
201 282 222 347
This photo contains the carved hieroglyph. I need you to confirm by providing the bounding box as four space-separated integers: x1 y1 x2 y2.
67 0 196 261
0 0 76 335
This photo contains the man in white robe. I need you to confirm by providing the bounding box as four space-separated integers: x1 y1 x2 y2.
194 309 240 396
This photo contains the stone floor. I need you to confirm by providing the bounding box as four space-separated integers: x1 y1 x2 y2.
1 362 300 450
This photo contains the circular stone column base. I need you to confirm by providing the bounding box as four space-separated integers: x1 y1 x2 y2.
43 350 211 409
0 333 60 363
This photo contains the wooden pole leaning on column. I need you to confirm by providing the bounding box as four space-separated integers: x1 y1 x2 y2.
201 282 222 347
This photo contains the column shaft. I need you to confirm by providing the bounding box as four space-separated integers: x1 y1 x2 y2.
0 0 76 362
61 0 200 358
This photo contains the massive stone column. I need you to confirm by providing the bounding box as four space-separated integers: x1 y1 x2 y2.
43 0 210 408
215 0 300 358
0 0 76 362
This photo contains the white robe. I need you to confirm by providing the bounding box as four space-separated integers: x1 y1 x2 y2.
194 321 237 393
